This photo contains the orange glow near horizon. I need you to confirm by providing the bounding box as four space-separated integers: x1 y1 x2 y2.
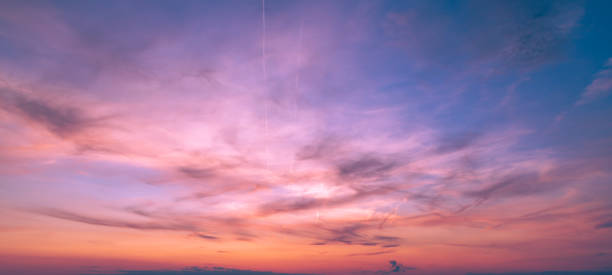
1 1 612 275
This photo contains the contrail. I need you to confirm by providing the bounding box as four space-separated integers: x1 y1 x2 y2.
294 19 303 121
290 19 304 174
262 0 267 80
261 0 269 170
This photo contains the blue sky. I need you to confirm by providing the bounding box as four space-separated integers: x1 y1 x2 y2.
1 1 612 274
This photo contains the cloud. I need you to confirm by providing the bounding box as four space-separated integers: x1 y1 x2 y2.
336 155 397 181
295 135 343 161
463 173 542 201
0 1 611 274
462 160 606 207
178 167 217 179
383 1 584 71
371 260 416 274
257 185 396 216
577 58 612 105
374 235 401 242
348 250 395 257
495 1 584 69
434 131 481 154
33 208 200 232
302 223 401 248
389 260 416 273
322 223 368 245
0 86 107 138
195 233 218 240
595 220 612 229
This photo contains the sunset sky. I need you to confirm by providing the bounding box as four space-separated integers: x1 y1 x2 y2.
1 1 612 275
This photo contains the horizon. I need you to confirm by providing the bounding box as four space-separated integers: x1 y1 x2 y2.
1 1 612 274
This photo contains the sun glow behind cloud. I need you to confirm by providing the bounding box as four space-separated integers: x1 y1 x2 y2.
1 1 612 275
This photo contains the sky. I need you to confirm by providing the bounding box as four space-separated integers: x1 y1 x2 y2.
1 0 612 274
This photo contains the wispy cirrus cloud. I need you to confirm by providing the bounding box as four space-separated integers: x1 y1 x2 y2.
382 1 583 72
577 58 612 105
0 86 111 138
1 1 612 275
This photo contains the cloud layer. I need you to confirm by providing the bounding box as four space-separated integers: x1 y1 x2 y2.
1 1 612 275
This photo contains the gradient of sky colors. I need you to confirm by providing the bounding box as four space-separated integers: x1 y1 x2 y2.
1 1 612 275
